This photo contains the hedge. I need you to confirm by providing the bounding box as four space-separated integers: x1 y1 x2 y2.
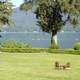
0 48 80 55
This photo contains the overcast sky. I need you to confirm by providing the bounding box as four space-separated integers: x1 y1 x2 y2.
10 0 23 7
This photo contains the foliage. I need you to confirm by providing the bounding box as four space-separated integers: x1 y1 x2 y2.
20 1 32 11
0 1 13 26
35 0 80 32
74 42 80 50
0 40 32 48
35 2 64 33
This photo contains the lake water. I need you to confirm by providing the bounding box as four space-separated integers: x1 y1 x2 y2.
58 32 80 48
0 32 80 48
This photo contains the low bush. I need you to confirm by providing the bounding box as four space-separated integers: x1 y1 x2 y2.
74 42 80 50
0 40 32 49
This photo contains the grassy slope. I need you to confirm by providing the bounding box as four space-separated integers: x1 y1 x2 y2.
0 53 80 80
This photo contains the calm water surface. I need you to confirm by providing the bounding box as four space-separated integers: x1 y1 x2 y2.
0 32 80 48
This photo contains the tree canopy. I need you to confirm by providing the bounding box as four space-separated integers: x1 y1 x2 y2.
20 0 33 11
20 0 80 29
0 1 13 27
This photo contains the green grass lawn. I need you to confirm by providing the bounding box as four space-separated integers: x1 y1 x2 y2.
0 52 80 80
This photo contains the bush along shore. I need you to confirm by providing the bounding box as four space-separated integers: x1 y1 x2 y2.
0 40 80 54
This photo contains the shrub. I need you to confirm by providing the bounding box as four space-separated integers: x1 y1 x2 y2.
0 40 32 48
74 42 80 50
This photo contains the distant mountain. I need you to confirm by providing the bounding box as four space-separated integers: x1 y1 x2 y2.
2 7 40 32
2 7 80 32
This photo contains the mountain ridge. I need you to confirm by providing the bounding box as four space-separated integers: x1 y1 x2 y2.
2 7 80 32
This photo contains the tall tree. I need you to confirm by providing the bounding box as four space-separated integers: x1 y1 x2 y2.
20 0 80 48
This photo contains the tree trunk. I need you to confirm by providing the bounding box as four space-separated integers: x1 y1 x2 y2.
51 30 58 49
